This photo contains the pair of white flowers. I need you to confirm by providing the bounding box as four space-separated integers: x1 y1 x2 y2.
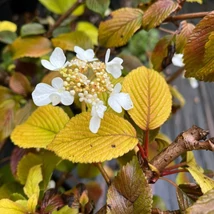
32 46 133 133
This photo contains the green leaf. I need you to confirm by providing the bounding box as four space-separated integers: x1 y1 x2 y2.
107 157 152 214
17 153 43 185
52 31 93 51
98 8 144 47
0 199 27 214
152 195 167 210
21 23 46 37
0 182 23 200
170 85 185 108
186 189 214 214
48 112 138 163
76 22 98 45
11 105 70 148
155 132 171 152
77 164 100 178
122 66 172 130
175 21 195 53
184 11 214 81
186 0 202 3
52 205 78 214
142 0 178 30
86 0 110 16
0 21 17 32
10 36 52 59
0 31 17 44
39 0 84 15
151 35 174 71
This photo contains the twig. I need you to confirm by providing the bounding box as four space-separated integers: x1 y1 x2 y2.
164 162 187 171
161 169 188 176
164 11 210 22
144 129 149 158
45 0 84 38
145 125 214 183
158 27 175 34
166 67 184 83
95 163 111 186
160 177 178 189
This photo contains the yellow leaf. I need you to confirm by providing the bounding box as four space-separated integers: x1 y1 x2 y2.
142 0 178 30
27 194 38 213
186 152 214 194
98 8 144 47
24 165 42 198
76 22 98 45
48 112 137 163
0 199 27 214
122 66 172 130
0 21 17 32
52 31 93 51
11 105 69 148
39 0 84 15
186 0 202 3
10 36 52 59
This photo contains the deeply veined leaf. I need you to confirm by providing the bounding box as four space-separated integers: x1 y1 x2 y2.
86 0 110 16
11 105 69 148
48 112 138 163
0 199 27 214
142 0 178 30
76 22 98 45
39 0 84 16
122 66 172 130
186 0 202 3
184 11 214 81
24 165 42 198
98 8 144 47
151 35 175 71
176 21 195 53
27 194 38 213
10 36 52 59
52 31 93 51
0 86 14 103
186 152 214 194
186 189 214 214
107 157 152 214
0 21 17 32
194 32 214 81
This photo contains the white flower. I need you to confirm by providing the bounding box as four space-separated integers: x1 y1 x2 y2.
105 49 123 79
172 53 185 67
74 46 97 62
41 47 68 71
108 83 133 113
189 78 198 89
32 77 74 106
89 101 107 133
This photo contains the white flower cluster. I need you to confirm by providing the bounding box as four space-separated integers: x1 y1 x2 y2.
32 46 133 133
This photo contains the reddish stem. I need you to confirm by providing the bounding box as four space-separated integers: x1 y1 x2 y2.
137 143 146 159
144 129 149 158
161 169 188 176
164 162 187 171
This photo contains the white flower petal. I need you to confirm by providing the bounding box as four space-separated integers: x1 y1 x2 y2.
113 83 122 94
50 47 66 69
49 93 61 106
51 77 64 89
89 115 101 133
117 93 133 110
74 46 97 62
105 49 110 63
41 59 57 71
172 53 184 67
189 78 198 89
74 46 85 60
32 83 56 106
108 94 123 113
96 104 107 119
60 91 74 105
106 63 122 78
